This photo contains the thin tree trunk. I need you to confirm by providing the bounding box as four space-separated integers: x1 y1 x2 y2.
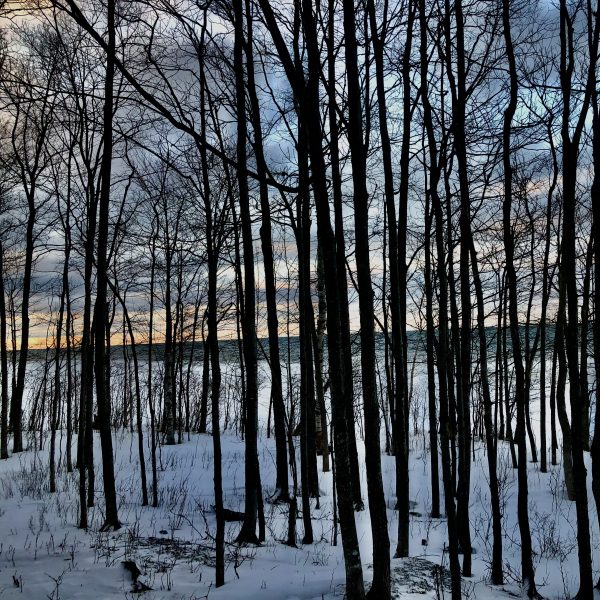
245 0 289 502
162 241 176 445
198 18 225 577
296 119 314 544
444 0 473 570
469 240 503 584
367 0 409 559
502 2 536 592
397 0 415 525
550 324 559 467
419 0 462 590
423 191 440 519
539 122 558 475
558 0 597 590
591 41 600 590
234 0 260 544
93 0 120 531
185 292 201 437
326 2 363 509
11 210 34 453
110 285 148 507
65 292 73 473
342 0 390 593
0 241 8 460
148 225 159 508
199 320 210 434
579 236 593 451
50 249 68 493
313 248 329 472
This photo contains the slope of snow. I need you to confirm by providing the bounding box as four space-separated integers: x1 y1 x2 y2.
0 362 597 599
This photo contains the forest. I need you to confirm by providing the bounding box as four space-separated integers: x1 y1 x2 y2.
0 0 598 598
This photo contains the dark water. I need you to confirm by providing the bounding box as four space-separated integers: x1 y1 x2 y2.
26 324 558 365
115 324 557 364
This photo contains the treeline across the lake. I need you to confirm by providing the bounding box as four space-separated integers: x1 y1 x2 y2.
0 0 598 599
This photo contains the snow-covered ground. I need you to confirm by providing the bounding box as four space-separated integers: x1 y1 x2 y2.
0 360 598 599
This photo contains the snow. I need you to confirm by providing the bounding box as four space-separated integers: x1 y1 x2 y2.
0 360 598 599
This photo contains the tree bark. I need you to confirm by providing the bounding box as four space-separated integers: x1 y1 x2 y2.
558 0 597 590
234 0 261 545
419 0 462 591
502 0 536 591
245 0 289 502
92 0 120 531
0 240 8 460
342 0 390 593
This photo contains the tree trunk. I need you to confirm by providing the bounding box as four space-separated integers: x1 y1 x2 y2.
539 124 558 475
198 17 225 577
367 0 410 558
92 0 120 531
398 0 414 464
579 236 593 451
199 322 210 434
502 1 536 591
443 0 473 571
0 240 8 460
423 192 440 519
325 0 363 510
591 46 600 590
296 119 314 544
50 245 68 494
110 285 149 507
162 242 176 445
233 0 260 545
420 0 462 590
558 0 596 590
148 224 159 508
245 0 289 502
313 247 330 472
469 240 503 585
342 0 390 593
10 200 35 454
